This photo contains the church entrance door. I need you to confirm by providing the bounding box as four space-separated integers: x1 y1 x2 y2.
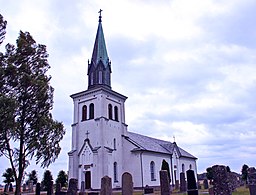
85 171 91 189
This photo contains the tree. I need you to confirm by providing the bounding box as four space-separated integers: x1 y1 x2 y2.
0 14 65 195
56 170 68 188
0 14 7 44
26 170 38 185
241 164 249 184
41 170 53 191
226 166 231 173
161 159 171 183
206 167 213 184
2 168 15 187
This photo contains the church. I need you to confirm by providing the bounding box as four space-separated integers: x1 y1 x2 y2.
68 12 197 190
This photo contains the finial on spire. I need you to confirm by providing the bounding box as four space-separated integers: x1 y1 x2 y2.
98 9 103 22
173 135 176 143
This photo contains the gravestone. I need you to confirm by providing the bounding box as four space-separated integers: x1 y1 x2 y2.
47 181 53 195
180 172 186 192
100 176 112 195
67 178 78 195
208 187 214 195
79 181 85 195
175 180 179 190
248 167 256 195
203 179 208 189
36 183 41 195
186 170 198 195
212 165 231 195
28 180 34 192
55 183 61 195
159 170 170 195
9 183 13 192
23 183 27 192
122 172 133 195
144 185 154 194
4 184 8 192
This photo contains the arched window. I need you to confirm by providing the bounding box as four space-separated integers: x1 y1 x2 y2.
113 138 116 150
114 106 118 121
89 103 94 119
182 164 185 173
150 161 156 181
114 162 118 182
189 164 192 170
82 105 87 121
108 104 113 120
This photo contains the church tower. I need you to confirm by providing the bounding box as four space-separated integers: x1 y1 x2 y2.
68 11 128 190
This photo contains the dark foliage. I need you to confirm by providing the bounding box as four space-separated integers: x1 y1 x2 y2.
41 170 53 191
56 170 68 188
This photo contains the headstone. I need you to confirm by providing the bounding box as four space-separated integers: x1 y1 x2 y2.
4 184 8 192
56 183 61 195
212 165 231 195
144 185 154 194
159 170 170 195
9 183 13 192
203 179 208 189
67 178 78 195
36 183 41 195
186 170 198 195
47 181 53 195
79 181 85 195
208 187 214 195
100 176 112 195
122 172 133 195
28 180 34 193
180 172 186 192
23 183 27 192
175 180 179 190
248 167 256 195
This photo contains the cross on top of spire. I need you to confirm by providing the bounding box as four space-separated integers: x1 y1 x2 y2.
98 9 103 22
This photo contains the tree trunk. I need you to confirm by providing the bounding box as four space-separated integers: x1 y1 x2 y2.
15 179 21 195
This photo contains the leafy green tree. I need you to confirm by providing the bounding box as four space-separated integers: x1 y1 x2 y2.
56 170 68 188
241 164 249 184
206 167 213 184
26 170 38 185
0 14 7 44
41 170 53 191
161 159 171 183
0 14 65 195
2 168 15 186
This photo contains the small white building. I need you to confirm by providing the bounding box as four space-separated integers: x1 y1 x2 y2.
68 13 197 190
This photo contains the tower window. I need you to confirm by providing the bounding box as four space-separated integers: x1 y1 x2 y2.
182 164 185 173
113 138 116 150
82 105 87 121
108 104 113 120
89 103 94 119
189 164 192 170
114 162 118 182
150 161 156 181
114 106 118 121
99 71 102 84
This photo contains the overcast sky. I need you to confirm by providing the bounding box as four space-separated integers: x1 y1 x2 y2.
1 0 256 183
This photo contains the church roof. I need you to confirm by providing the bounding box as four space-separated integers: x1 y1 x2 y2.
125 132 197 159
90 13 109 68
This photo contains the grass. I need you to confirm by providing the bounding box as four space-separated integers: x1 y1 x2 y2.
112 185 250 195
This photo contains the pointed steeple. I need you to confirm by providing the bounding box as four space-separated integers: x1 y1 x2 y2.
88 10 112 89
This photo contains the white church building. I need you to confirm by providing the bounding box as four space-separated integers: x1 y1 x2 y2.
68 12 197 190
